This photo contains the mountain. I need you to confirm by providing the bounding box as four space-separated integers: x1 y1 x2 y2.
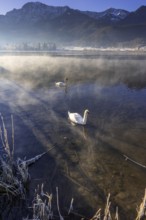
0 2 146 47
120 6 146 25
82 8 129 24
2 2 129 25
111 5 146 47
5 2 69 25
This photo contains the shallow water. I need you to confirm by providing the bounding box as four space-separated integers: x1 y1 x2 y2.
0 55 146 219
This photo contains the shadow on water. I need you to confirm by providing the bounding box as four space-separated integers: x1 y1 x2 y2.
0 55 146 219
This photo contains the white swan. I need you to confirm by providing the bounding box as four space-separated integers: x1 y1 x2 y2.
68 109 89 125
55 78 68 87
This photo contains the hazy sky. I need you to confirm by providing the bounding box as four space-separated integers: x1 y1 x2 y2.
1 0 146 15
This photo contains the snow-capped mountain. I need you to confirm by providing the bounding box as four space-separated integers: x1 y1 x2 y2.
0 2 146 47
82 8 129 24
3 2 130 26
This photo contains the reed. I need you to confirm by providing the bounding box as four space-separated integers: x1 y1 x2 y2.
0 115 27 198
90 191 146 220
0 115 47 199
136 189 146 220
25 184 74 220
24 186 146 220
32 184 54 220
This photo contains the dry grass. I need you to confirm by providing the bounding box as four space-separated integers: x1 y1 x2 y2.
24 186 146 220
30 184 74 220
90 191 146 220
136 189 146 220
32 184 53 220
0 114 28 198
0 115 48 199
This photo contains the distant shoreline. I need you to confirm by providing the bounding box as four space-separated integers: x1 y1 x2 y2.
0 50 146 59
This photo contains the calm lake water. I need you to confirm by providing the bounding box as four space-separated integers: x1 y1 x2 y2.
0 55 146 219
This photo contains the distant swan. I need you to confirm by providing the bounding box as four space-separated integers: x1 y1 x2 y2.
55 78 68 87
68 109 89 125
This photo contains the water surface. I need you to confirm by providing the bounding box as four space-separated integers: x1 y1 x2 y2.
0 55 146 219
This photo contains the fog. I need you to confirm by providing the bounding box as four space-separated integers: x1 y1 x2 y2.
0 55 146 89
0 55 146 219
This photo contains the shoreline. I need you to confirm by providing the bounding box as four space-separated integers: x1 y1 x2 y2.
0 50 146 59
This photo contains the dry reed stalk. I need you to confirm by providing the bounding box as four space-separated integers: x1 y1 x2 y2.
26 188 146 220
0 115 28 198
90 208 101 220
32 184 53 220
41 183 53 219
0 115 51 199
68 198 74 215
115 207 119 220
31 185 75 220
103 193 112 220
11 114 15 159
56 187 64 220
90 194 114 220
136 189 146 220
33 193 45 219
0 114 11 160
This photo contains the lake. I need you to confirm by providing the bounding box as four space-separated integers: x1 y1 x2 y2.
0 55 146 219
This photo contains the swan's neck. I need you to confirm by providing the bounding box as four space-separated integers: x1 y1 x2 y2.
83 111 88 124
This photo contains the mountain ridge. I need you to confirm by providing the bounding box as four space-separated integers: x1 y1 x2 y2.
0 2 146 47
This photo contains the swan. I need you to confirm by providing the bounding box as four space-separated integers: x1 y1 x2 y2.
55 78 68 87
68 109 89 125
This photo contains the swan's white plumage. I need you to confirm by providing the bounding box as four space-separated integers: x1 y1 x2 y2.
68 110 89 125
55 82 66 87
55 78 68 87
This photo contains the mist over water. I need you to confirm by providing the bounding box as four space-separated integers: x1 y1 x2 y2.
0 55 146 219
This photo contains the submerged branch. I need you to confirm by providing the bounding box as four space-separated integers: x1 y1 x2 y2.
18 146 55 167
123 155 146 169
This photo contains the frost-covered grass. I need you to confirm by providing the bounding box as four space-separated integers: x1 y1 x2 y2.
0 115 29 198
0 115 47 199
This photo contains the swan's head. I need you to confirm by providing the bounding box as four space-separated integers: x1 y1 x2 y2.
85 109 89 114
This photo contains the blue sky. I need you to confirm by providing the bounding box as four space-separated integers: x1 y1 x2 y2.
1 0 146 15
